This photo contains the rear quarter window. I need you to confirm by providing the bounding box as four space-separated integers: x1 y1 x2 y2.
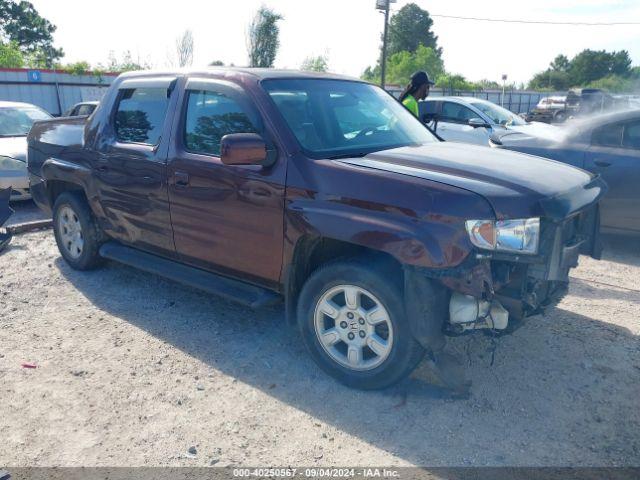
114 88 169 145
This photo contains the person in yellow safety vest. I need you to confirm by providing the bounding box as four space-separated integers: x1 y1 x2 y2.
400 71 435 118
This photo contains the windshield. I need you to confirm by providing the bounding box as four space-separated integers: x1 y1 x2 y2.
263 79 437 158
468 100 526 127
0 106 51 137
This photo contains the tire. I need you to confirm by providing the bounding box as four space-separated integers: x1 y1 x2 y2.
52 191 103 270
297 259 425 390
553 110 566 123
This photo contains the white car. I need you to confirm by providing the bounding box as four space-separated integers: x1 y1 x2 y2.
422 97 562 146
0 101 52 201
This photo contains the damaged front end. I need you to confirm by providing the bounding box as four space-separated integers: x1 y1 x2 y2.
439 202 602 336
0 187 14 252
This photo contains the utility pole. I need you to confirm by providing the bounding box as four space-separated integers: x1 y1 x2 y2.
376 0 395 89
501 74 508 108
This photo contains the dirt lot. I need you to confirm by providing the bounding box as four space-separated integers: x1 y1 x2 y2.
0 229 639 467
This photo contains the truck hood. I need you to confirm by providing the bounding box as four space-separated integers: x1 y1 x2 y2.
0 136 27 162
340 142 606 220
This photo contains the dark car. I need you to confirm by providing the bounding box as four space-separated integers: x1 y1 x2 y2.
62 101 99 117
26 69 604 389
493 109 640 235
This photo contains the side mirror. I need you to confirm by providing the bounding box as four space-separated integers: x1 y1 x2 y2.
220 133 270 166
468 118 491 129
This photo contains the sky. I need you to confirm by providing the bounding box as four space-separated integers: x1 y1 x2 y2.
29 0 640 85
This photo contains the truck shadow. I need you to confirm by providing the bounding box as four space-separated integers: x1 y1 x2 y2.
601 234 640 268
56 257 640 466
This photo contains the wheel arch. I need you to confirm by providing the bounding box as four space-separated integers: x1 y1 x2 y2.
283 235 404 326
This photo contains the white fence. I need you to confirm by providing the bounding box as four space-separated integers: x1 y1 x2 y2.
0 68 117 116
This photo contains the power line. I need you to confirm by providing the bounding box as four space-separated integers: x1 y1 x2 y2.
430 14 640 26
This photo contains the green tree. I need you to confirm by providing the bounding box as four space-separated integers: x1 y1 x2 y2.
0 40 24 67
387 3 441 58
528 49 634 90
101 50 150 72
549 54 570 72
209 60 225 66
385 45 444 86
300 55 328 72
61 60 91 75
475 79 501 90
247 6 283 68
434 73 476 91
0 0 63 66
528 70 571 90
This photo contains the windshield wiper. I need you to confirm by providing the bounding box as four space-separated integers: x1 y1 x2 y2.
327 151 373 160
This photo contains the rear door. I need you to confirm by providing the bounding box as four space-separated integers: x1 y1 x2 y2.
92 76 178 256
437 101 491 145
585 119 640 232
166 78 286 287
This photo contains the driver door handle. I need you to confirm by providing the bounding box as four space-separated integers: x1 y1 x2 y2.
594 160 612 168
174 171 190 187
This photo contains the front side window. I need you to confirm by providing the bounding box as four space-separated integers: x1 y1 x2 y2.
183 90 257 156
114 88 169 145
0 107 51 137
441 102 477 124
263 79 436 158
592 122 623 148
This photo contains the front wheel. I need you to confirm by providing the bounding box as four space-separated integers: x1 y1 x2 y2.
297 259 425 390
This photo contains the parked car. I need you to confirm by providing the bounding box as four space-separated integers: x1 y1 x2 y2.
0 101 52 201
564 88 629 117
525 96 568 124
421 97 561 146
27 69 604 389
62 101 99 117
493 109 640 234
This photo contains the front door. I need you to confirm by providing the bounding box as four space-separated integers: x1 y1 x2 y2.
586 118 640 232
167 78 286 287
92 77 178 256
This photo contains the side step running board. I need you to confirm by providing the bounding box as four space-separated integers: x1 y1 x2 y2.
99 242 281 309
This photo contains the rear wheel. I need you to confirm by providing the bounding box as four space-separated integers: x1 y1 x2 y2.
297 259 425 390
53 192 103 270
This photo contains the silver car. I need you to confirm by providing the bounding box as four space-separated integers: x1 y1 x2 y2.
422 97 561 146
0 101 52 201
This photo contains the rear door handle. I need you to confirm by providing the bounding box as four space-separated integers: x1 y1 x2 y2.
594 160 612 168
95 161 109 173
174 171 190 187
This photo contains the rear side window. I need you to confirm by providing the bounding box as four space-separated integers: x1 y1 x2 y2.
591 122 623 148
183 90 257 156
420 100 438 121
77 104 95 116
115 88 169 145
622 121 640 150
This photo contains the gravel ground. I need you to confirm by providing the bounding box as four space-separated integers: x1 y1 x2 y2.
0 230 638 467
5 200 49 227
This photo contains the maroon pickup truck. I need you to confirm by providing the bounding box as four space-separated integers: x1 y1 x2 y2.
26 69 605 389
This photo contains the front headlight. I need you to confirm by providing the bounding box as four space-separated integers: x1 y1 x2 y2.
465 218 540 255
0 155 27 171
